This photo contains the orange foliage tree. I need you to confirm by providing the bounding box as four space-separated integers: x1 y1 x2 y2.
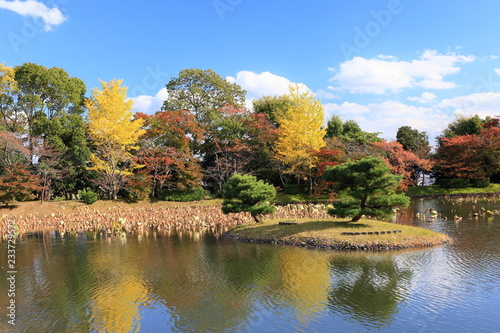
434 127 500 180
135 110 203 197
0 164 40 204
372 140 432 190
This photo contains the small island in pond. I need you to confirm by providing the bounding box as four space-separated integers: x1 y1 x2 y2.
226 219 452 250
226 218 452 251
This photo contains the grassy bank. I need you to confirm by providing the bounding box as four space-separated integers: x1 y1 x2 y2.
405 184 500 197
226 218 452 251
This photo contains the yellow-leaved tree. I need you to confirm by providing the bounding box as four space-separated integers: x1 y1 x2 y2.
275 84 326 193
86 79 145 199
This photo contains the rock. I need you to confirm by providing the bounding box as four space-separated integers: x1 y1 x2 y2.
279 221 298 225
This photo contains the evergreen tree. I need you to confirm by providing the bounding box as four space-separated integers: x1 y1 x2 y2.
323 156 410 222
222 173 276 223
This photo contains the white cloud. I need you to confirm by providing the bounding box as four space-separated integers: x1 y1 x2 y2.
315 87 340 100
226 71 311 109
437 92 500 119
408 92 437 104
324 100 449 144
330 50 475 94
0 0 67 31
495 68 500 75
227 71 293 100
377 54 397 60
130 88 168 115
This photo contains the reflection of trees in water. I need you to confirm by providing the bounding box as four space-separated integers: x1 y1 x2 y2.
0 232 418 332
327 253 413 329
141 235 283 333
0 233 98 332
276 248 332 324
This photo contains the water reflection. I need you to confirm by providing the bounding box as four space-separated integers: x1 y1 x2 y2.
1 198 499 332
327 252 413 329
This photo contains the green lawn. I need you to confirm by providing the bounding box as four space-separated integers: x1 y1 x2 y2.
405 184 500 197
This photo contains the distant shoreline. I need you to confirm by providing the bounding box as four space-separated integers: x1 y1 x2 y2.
407 192 500 199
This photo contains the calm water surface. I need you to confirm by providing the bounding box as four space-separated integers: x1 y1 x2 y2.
1 198 499 332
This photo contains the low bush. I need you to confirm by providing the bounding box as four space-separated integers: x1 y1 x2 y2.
436 178 471 189
471 178 490 188
162 188 207 202
79 189 98 204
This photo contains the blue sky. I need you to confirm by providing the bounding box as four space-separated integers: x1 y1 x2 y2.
1 0 500 145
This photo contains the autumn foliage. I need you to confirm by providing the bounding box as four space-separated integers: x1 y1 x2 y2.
86 79 145 199
0 164 40 204
434 127 500 180
2 62 500 204
372 140 433 190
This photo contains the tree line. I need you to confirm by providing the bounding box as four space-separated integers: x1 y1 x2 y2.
0 62 499 203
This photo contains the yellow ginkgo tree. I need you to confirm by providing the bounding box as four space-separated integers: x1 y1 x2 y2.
86 79 145 200
275 84 326 193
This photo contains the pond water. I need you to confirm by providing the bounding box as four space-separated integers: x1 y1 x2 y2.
1 198 499 332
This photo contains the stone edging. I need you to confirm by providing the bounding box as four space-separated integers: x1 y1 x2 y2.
341 230 402 236
224 233 448 251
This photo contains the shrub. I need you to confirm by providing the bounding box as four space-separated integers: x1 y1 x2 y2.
222 173 276 222
471 178 490 188
490 173 500 184
436 178 471 189
162 188 207 202
79 189 98 204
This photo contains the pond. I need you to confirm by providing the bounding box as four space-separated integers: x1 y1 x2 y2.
1 198 499 332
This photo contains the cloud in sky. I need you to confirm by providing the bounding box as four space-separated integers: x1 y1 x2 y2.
226 70 311 109
437 92 500 118
330 50 475 94
315 87 340 100
131 88 168 115
408 92 437 104
226 71 294 100
324 100 449 143
0 0 67 31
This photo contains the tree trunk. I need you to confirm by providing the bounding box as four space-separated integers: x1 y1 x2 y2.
351 214 362 222
351 196 367 222
252 214 262 223
309 168 314 195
